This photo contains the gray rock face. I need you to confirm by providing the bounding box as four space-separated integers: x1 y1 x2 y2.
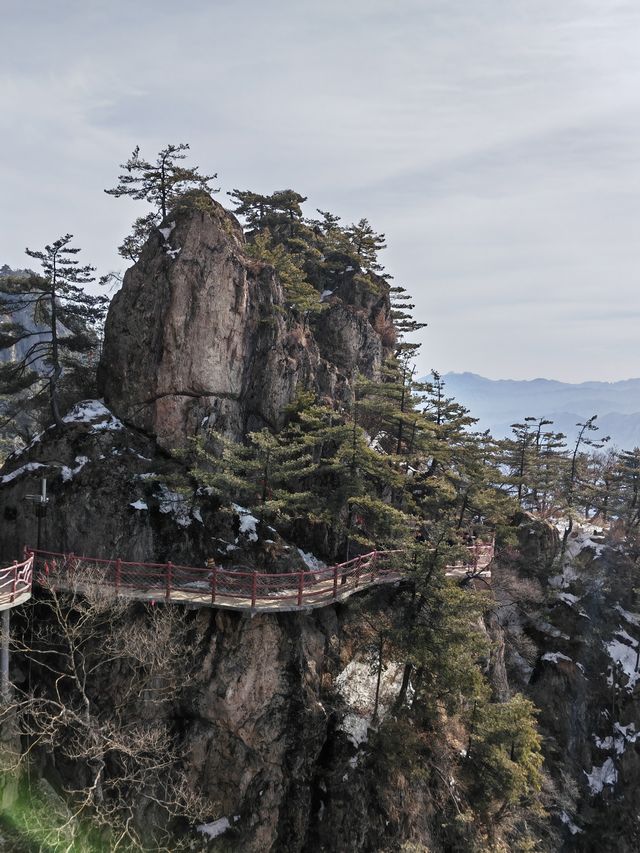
496 521 640 851
98 199 389 449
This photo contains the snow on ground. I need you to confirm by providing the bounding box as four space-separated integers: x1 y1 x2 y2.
62 400 124 433
297 548 326 571
157 484 192 527
554 591 590 619
585 757 617 794
60 456 89 482
605 629 640 690
130 500 148 511
232 504 259 542
0 461 46 484
320 289 334 301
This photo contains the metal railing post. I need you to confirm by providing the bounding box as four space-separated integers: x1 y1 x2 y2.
333 563 338 599
251 571 257 608
297 571 304 607
166 562 173 603
10 562 17 603
211 564 217 605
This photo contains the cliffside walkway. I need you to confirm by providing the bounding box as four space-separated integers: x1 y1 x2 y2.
0 554 34 612
0 543 494 613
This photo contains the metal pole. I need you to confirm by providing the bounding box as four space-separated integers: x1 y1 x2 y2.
1 609 10 703
37 478 47 551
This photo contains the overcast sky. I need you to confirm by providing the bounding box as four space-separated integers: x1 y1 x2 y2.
2 0 640 383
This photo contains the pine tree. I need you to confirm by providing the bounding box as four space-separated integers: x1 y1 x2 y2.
559 415 609 549
533 426 567 516
0 236 107 428
273 396 413 556
192 427 316 532
345 218 387 273
500 418 539 507
389 285 427 345
228 188 307 239
105 143 218 261
245 231 324 315
614 448 640 531
466 694 543 827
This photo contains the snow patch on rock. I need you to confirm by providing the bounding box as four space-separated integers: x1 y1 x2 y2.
335 659 407 747
0 461 46 484
605 630 640 690
559 810 583 835
297 548 326 571
62 400 123 433
585 757 617 794
158 222 175 241
60 456 89 482
197 815 238 839
232 504 259 542
157 484 192 527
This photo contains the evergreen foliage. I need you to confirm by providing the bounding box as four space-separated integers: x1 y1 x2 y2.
246 231 325 314
0 236 107 429
105 143 218 261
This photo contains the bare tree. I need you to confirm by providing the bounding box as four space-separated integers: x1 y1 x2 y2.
0 569 209 851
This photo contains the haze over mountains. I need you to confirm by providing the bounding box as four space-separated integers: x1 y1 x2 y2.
443 372 640 449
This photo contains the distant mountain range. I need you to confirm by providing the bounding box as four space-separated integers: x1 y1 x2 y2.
441 372 640 449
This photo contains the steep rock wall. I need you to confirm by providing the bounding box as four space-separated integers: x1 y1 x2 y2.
98 199 389 450
496 520 640 850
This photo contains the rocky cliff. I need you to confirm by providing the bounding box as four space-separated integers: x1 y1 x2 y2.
5 195 640 851
493 517 640 851
0 199 416 850
98 197 389 450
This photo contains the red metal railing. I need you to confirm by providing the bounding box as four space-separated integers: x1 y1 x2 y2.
0 540 494 612
0 554 34 607
27 548 408 609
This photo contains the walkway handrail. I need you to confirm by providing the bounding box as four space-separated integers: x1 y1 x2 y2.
17 541 494 611
0 554 34 606
27 547 408 608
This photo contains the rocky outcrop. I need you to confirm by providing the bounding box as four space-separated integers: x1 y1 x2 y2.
98 198 389 450
0 400 310 575
496 521 640 851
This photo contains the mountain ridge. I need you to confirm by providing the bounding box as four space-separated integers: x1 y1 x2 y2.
441 371 640 447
